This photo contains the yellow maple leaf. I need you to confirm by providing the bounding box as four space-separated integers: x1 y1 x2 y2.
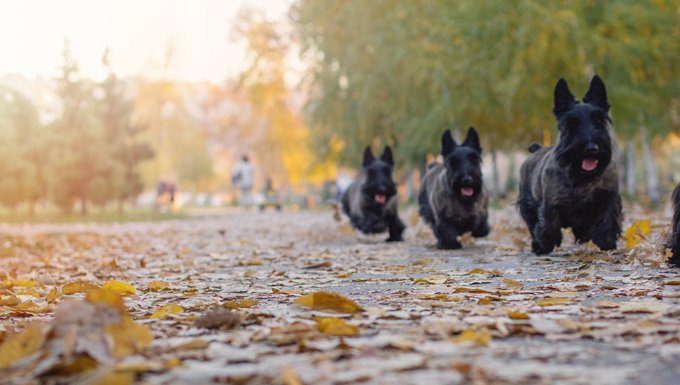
62 281 100 295
507 310 530 320
623 219 651 249
0 324 46 369
295 291 364 313
0 295 21 307
536 297 571 307
148 281 169 292
149 303 183 319
46 287 60 303
453 329 491 346
102 281 136 296
315 317 359 336
106 317 153 358
224 299 257 309
86 289 126 312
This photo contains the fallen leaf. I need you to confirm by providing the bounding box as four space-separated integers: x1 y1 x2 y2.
195 308 240 329
412 258 431 266
62 281 100 295
149 303 183 319
295 291 364 313
0 323 46 369
238 258 264 266
596 300 620 309
148 281 169 292
507 310 530 320
536 297 571 307
620 301 669 314
46 287 60 303
281 366 303 385
502 278 523 290
0 295 21 307
107 317 153 358
466 268 501 277
623 219 651 249
453 329 491 346
224 299 257 309
102 281 136 296
315 317 359 336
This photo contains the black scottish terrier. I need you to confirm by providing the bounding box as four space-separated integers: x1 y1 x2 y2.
342 146 405 242
666 183 680 267
518 75 622 255
419 127 490 249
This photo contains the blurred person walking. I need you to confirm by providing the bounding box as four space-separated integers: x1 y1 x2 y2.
231 155 255 209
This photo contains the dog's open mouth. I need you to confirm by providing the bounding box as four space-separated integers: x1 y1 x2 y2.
581 157 599 171
461 187 475 197
374 194 386 204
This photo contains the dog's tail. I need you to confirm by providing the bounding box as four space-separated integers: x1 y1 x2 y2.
528 142 542 153
668 183 680 267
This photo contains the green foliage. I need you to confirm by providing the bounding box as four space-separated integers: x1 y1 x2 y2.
293 0 680 165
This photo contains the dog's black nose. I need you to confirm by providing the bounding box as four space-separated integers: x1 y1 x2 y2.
585 143 599 154
462 176 473 185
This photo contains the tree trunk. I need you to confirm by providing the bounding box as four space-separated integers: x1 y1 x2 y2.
625 141 636 197
640 125 660 206
491 149 500 202
405 165 414 202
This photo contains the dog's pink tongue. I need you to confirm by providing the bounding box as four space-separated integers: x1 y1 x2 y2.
581 158 598 171
461 187 474 196
375 194 386 204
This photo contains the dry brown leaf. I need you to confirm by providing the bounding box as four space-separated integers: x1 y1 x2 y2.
295 291 364 313
195 308 240 329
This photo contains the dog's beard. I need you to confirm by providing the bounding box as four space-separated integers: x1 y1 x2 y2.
362 184 396 207
555 142 612 180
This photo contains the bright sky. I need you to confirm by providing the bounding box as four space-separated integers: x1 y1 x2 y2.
0 0 292 82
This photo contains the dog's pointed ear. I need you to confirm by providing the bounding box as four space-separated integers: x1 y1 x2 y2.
583 74 610 112
553 78 577 117
441 129 457 156
380 146 394 166
462 126 482 154
362 146 376 167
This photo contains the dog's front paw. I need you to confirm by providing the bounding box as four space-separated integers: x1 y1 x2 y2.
386 235 403 243
532 240 555 255
593 237 617 251
472 222 490 238
437 240 462 250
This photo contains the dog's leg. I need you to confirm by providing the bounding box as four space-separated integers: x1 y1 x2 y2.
385 214 405 242
590 192 622 251
533 203 562 255
435 220 462 249
471 215 490 238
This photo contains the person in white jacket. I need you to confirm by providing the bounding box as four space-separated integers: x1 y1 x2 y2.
231 155 255 209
